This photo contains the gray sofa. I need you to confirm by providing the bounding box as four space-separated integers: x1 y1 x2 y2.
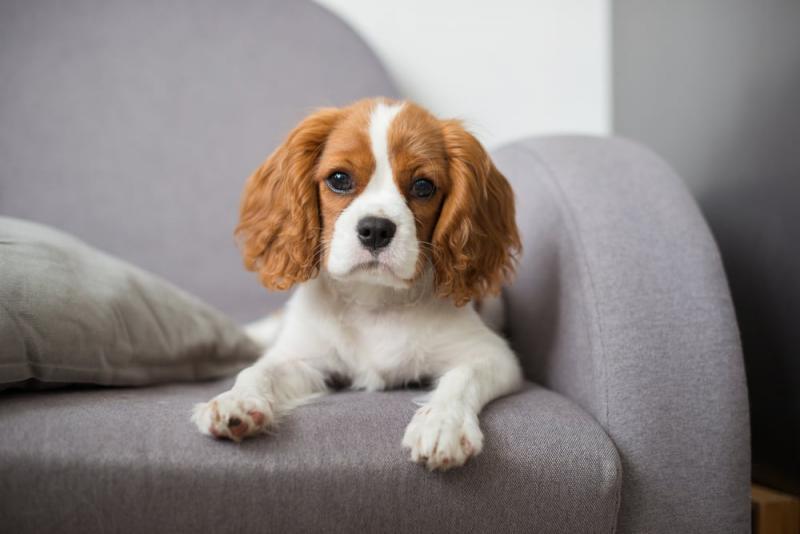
0 1 750 532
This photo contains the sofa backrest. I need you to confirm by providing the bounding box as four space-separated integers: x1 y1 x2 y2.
0 0 398 322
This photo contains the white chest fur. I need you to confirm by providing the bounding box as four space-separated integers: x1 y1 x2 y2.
279 275 484 391
334 306 431 390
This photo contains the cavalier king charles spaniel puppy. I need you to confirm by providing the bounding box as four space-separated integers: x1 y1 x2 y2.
192 98 522 471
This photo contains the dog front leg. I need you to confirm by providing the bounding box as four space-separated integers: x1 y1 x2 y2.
191 354 331 441
402 337 522 470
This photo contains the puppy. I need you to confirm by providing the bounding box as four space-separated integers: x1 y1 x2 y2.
192 98 522 471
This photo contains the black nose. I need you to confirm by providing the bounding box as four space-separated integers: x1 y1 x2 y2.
357 217 396 251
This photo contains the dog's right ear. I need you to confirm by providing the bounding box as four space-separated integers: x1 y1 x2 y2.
432 119 521 306
236 108 343 290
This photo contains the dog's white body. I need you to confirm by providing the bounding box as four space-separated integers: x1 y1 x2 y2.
192 101 522 470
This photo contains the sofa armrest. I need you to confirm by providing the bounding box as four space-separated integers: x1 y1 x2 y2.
492 136 750 534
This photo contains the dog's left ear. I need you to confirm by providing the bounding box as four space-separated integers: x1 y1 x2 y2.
432 120 521 306
236 108 342 291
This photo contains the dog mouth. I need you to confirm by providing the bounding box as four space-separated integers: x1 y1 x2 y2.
348 260 397 276
325 257 416 290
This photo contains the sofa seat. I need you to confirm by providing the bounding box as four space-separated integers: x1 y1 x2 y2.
0 380 621 533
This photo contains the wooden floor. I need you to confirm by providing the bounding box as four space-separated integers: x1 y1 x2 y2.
752 484 800 534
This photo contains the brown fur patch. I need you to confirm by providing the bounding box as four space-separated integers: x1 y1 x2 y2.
430 119 521 305
236 107 343 290
387 103 449 279
315 99 379 266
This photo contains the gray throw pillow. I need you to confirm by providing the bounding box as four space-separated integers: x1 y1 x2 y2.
0 217 261 389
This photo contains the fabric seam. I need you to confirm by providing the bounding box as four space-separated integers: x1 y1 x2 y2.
512 142 611 429
511 142 618 531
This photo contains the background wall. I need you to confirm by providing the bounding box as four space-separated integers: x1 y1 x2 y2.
315 0 610 148
613 0 800 494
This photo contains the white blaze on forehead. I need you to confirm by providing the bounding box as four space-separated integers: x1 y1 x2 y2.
363 101 405 205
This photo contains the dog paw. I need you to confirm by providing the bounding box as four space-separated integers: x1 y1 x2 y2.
401 403 483 471
192 390 274 442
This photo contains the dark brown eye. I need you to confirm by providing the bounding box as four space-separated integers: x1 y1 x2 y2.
326 172 354 194
410 178 435 199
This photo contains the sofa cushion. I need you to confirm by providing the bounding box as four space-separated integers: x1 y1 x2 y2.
0 380 621 533
0 217 260 389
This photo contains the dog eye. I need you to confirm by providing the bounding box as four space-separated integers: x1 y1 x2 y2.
326 172 354 194
410 178 436 199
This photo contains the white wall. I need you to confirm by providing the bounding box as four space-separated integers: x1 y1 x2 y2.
315 0 610 148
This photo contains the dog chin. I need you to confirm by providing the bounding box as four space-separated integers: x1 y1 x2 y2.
329 260 411 289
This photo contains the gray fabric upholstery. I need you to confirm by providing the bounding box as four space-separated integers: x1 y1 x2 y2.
0 381 621 534
0 217 260 388
491 137 751 533
0 0 398 323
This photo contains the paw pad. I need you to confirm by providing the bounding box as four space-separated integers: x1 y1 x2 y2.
192 393 273 442
248 410 266 426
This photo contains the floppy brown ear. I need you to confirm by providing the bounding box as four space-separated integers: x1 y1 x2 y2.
236 108 342 290
432 120 521 306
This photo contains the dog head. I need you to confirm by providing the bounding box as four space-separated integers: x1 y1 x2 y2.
236 98 520 305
